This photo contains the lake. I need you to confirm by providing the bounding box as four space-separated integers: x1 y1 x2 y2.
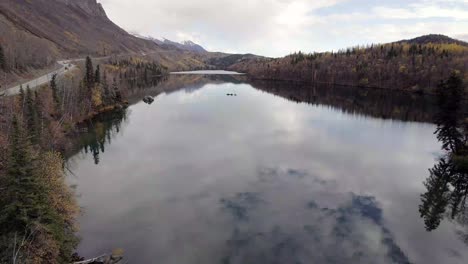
171 70 244 75
68 74 468 264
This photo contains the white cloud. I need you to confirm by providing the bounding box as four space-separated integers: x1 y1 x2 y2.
99 0 468 57
373 3 468 20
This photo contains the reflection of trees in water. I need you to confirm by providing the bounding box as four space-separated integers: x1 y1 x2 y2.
220 186 410 263
251 80 440 123
150 75 438 124
123 74 164 91
78 109 128 164
420 73 468 235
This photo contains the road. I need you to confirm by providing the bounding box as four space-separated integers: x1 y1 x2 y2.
1 60 80 97
0 51 156 97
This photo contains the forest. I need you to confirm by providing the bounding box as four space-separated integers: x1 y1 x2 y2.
230 38 468 93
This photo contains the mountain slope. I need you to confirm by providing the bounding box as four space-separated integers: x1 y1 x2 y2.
0 0 158 56
134 35 208 53
162 39 207 53
396 34 468 47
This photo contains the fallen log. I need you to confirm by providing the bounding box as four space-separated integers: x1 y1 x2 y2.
73 254 107 264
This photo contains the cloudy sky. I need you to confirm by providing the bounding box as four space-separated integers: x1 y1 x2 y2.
99 0 468 57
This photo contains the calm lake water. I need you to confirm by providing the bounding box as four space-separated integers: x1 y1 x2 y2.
171 70 244 75
69 74 468 263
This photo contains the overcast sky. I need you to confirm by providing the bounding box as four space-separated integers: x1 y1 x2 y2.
99 0 468 57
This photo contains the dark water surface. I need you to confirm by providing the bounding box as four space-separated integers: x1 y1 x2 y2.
69 75 468 263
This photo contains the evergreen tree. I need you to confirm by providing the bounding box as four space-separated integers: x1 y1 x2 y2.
0 43 5 71
34 90 44 142
18 85 25 113
24 87 38 143
434 72 464 153
95 65 101 84
0 117 79 263
420 72 468 231
50 73 60 108
0 116 42 230
84 56 94 93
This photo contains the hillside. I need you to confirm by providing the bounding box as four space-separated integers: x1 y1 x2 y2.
396 34 468 47
0 0 158 56
229 34 468 93
161 39 207 53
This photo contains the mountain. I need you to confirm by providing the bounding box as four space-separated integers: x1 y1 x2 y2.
132 34 208 53
0 0 158 56
163 39 207 53
396 34 468 47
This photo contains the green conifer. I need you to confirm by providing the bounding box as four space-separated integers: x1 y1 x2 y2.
0 43 6 71
84 56 94 93
24 87 38 143
50 74 60 108
95 65 101 84
0 116 42 230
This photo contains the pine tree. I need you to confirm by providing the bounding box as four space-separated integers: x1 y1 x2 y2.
18 85 25 113
84 56 94 93
0 43 5 71
34 90 44 142
24 87 38 143
0 116 42 230
419 72 468 231
95 65 101 84
50 74 60 108
0 118 79 263
434 72 464 153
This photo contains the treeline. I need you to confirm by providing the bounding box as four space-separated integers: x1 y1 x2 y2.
0 55 163 263
107 57 167 90
230 42 468 93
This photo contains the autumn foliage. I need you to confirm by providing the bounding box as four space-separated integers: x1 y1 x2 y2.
230 41 468 93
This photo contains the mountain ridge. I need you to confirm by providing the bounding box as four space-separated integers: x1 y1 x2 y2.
395 34 468 47
131 33 208 53
0 0 158 57
55 0 108 18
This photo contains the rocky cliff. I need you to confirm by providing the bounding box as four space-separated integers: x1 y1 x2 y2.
57 0 108 17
